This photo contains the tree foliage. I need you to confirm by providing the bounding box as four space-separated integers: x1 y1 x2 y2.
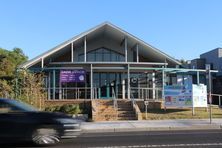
0 47 28 79
0 47 45 109
15 70 46 108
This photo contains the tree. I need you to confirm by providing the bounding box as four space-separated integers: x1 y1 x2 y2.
0 79 12 98
0 47 28 79
0 47 45 109
15 70 46 109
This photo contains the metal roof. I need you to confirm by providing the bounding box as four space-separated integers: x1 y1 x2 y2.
19 22 181 69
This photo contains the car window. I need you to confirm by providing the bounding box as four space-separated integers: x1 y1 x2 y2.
0 102 23 113
6 100 38 112
0 99 39 112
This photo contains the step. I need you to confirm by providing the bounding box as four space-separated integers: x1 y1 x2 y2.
117 103 132 106
118 117 137 120
117 105 132 108
96 106 116 110
118 108 133 111
118 111 135 115
118 114 136 118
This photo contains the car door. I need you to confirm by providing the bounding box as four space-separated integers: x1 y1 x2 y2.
0 101 32 139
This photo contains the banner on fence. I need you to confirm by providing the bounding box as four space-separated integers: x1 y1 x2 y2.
60 70 86 83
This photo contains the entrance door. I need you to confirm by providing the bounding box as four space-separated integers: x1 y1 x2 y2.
100 83 110 99
95 73 120 99
100 73 110 99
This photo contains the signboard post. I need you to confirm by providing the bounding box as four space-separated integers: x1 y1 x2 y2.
144 101 149 119
206 64 212 124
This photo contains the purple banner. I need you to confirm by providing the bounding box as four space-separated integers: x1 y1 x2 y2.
60 70 86 83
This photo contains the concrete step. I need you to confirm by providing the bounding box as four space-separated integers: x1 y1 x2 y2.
118 111 135 114
118 108 133 111
118 117 137 120
118 114 136 118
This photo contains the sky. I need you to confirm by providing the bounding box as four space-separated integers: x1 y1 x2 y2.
0 0 222 61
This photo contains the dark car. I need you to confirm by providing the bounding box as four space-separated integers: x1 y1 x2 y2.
0 98 81 146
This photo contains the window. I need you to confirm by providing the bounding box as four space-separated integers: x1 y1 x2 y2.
78 54 84 62
78 47 124 62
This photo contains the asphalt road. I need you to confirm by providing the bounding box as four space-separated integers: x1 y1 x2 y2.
3 130 222 148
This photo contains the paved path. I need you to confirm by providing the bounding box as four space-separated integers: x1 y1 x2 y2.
81 119 222 133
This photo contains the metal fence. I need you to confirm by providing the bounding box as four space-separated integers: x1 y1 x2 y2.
211 94 222 106
46 87 92 100
44 87 163 100
131 87 163 100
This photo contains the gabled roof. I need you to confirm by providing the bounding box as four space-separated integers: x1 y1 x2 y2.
19 22 181 68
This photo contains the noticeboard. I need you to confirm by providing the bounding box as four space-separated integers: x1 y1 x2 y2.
192 84 207 107
164 85 192 108
164 84 207 108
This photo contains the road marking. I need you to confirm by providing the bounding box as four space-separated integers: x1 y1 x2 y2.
89 143 222 148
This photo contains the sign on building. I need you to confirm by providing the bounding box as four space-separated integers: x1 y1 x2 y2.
60 70 86 83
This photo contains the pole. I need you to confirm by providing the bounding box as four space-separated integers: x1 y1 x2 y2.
209 69 212 124
90 64 93 100
206 64 212 124
145 101 148 119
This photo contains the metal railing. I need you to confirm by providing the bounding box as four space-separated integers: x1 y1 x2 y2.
112 87 118 109
130 87 163 100
130 90 142 120
44 86 164 100
211 94 222 106
46 87 92 100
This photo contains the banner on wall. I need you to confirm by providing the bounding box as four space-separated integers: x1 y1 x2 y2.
60 70 86 83
164 84 207 108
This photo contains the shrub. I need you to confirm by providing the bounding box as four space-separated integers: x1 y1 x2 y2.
45 104 81 115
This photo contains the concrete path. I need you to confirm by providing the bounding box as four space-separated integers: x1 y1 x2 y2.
80 119 222 133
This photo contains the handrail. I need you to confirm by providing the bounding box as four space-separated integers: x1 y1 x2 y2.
112 87 118 109
130 87 163 100
211 93 222 106
112 87 118 120
130 92 135 105
130 91 142 120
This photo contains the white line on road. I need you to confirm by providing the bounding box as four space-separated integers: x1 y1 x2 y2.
89 143 222 148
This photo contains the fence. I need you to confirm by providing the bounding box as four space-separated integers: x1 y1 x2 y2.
130 87 163 100
44 87 163 100
211 94 222 106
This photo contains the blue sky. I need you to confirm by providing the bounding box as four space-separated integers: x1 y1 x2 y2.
0 0 222 60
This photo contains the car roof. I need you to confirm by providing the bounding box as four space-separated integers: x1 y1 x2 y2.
0 98 10 101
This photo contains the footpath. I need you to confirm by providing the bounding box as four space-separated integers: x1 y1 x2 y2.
80 119 222 133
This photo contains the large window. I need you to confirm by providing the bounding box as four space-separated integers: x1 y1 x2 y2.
78 47 124 62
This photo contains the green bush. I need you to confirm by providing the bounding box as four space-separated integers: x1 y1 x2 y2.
45 106 61 112
45 104 81 115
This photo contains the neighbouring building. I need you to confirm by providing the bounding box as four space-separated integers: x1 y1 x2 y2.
189 48 222 95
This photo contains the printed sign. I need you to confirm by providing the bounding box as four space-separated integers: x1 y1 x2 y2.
164 84 207 108
164 85 192 108
192 84 207 107
60 70 86 83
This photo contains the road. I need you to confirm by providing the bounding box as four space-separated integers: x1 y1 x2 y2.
3 130 222 148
